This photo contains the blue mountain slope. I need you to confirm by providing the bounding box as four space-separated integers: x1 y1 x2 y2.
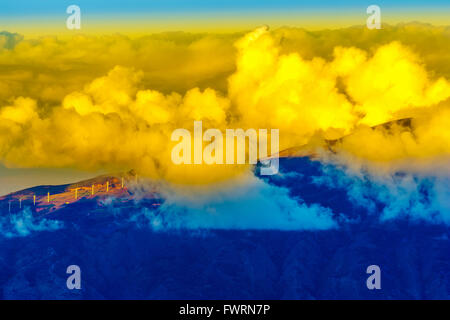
0 157 449 299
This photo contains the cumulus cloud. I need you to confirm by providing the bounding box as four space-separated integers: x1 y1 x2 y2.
0 32 238 102
0 24 449 185
329 106 450 163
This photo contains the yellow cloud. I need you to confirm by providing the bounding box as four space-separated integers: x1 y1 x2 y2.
334 42 450 125
0 24 449 183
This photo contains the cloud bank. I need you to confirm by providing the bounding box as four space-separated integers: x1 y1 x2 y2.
0 24 449 184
